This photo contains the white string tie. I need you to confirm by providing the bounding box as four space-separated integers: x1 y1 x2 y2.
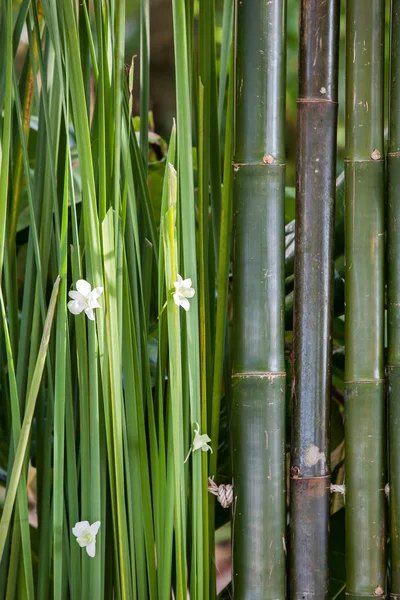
208 477 233 508
330 484 345 495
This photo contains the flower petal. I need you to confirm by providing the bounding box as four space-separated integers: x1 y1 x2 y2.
91 287 104 300
68 291 85 302
72 521 90 537
85 308 95 321
88 297 101 310
183 288 195 299
193 439 202 451
173 293 181 307
89 521 101 536
201 443 213 453
86 540 96 557
76 536 88 548
182 278 192 288
180 297 190 311
76 279 92 297
67 300 85 315
176 274 183 285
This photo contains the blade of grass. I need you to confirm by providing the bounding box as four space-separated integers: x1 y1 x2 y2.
0 276 60 559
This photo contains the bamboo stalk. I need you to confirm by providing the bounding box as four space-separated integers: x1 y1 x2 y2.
388 0 400 594
345 0 386 596
289 1 339 596
232 0 286 595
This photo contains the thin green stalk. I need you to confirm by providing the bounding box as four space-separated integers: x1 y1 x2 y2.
0 291 34 600
163 166 187 598
171 0 203 597
208 47 233 599
0 0 13 281
0 276 60 559
345 1 386 595
231 0 286 595
53 145 69 600
102 210 133 599
218 0 234 140
140 0 150 171
197 80 210 600
290 0 340 595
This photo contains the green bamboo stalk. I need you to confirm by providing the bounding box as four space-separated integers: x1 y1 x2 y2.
290 0 340 596
388 0 400 594
345 1 386 596
231 0 286 595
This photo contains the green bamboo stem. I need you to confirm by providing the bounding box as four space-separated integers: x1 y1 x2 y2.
388 0 400 594
232 0 286 595
290 1 339 596
345 1 386 596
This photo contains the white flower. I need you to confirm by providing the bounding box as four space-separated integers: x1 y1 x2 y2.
72 520 101 557
67 279 104 321
185 422 212 462
172 274 195 312
192 422 212 453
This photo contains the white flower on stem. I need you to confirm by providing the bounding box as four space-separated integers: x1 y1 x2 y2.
172 274 195 312
185 422 212 462
67 279 104 321
72 520 101 557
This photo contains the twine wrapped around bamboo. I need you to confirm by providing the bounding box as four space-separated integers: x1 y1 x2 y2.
207 478 233 509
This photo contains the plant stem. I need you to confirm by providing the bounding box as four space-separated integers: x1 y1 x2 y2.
345 0 386 595
290 0 340 596
388 0 400 593
231 0 286 594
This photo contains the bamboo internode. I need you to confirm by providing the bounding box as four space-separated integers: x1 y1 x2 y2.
232 0 287 595
389 0 400 594
345 0 386 596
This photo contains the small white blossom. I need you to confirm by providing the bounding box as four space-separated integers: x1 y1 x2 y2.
67 279 104 321
185 422 212 462
192 423 212 453
172 274 195 312
72 520 101 557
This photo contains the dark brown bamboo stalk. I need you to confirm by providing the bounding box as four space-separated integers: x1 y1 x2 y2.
290 0 340 597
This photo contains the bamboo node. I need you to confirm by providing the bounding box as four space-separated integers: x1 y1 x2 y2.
208 477 233 508
290 466 300 479
263 154 274 164
370 149 381 161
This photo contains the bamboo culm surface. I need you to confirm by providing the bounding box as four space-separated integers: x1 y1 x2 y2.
388 0 400 593
345 0 386 596
232 0 286 596
290 0 339 597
